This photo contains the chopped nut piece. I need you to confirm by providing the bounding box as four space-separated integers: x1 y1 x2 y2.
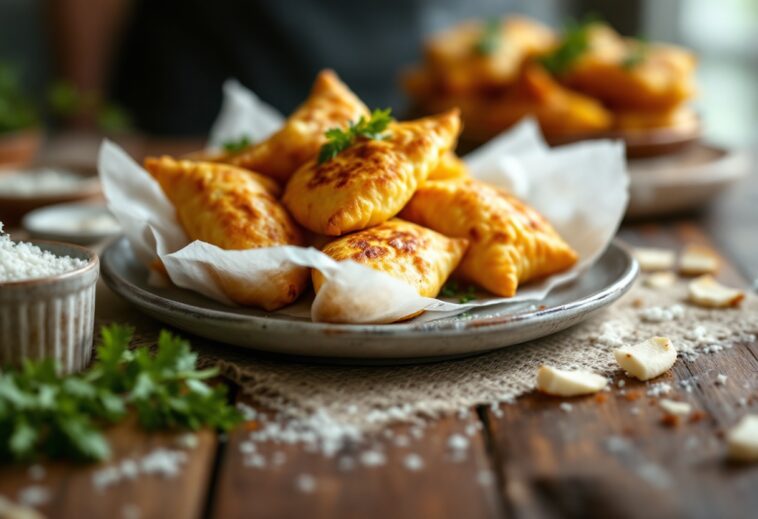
644 271 677 289
679 245 719 275
613 337 677 381
659 399 692 416
536 365 608 396
726 415 758 462
688 275 745 308
634 247 676 272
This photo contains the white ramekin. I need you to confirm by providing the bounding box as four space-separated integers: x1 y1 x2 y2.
0 241 99 373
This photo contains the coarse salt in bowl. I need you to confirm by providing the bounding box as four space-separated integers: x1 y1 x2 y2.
0 223 99 373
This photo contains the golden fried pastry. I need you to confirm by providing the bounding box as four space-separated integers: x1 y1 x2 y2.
445 64 612 141
560 24 696 110
283 109 461 236
613 106 698 132
401 178 578 297
219 70 369 183
312 219 468 299
421 16 556 95
144 156 308 310
428 151 469 181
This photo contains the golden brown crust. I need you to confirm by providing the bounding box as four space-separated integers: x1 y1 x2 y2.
428 151 469 181
560 24 696 110
144 156 308 311
283 110 462 236
312 219 468 299
216 70 369 183
401 178 578 297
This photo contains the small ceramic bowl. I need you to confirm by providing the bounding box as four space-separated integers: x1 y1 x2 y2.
0 241 99 373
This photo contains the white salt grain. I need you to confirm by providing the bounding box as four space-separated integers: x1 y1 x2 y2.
295 474 316 493
17 485 50 507
360 450 386 467
638 304 684 323
447 434 469 451
0 223 87 282
715 374 728 386
559 403 573 413
403 453 424 471
647 382 673 397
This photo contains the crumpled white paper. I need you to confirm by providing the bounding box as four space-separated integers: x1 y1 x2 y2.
99 79 628 324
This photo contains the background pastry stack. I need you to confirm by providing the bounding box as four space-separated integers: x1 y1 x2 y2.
402 16 698 145
142 70 578 322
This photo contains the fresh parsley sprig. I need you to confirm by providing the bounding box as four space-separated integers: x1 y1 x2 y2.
475 18 502 56
222 135 252 153
0 325 242 462
440 280 478 303
539 15 599 76
621 37 649 70
318 108 394 163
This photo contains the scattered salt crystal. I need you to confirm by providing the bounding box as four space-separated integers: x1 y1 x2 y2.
410 427 424 439
647 382 673 397
92 448 188 490
27 464 45 481
176 433 198 450
360 450 386 467
403 453 424 471
715 374 728 386
617 379 626 388
236 402 257 421
394 435 410 448
295 474 316 493
559 403 573 413
0 223 87 282
477 470 495 486
594 322 625 347
638 304 684 323
239 441 256 454
122 503 141 519
244 454 266 468
447 434 469 451
17 485 50 507
465 423 479 437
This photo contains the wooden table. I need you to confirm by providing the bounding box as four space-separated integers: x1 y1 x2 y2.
0 142 756 519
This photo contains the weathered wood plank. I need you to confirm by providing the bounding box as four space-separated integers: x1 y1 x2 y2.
482 223 758 519
0 423 217 519
211 401 503 519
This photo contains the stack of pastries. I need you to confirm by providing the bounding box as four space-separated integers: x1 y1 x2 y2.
144 70 578 322
402 16 697 142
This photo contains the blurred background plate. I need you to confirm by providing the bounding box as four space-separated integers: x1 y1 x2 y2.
22 202 120 244
101 237 638 363
626 143 750 219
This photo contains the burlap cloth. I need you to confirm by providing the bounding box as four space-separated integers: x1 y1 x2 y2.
194 276 758 430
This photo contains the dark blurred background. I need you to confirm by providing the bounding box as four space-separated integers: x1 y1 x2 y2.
1 0 756 146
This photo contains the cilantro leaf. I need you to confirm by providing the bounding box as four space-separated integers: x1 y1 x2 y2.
222 135 252 153
475 18 501 56
621 37 649 70
318 108 394 163
539 16 599 76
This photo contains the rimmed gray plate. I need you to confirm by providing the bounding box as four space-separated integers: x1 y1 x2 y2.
101 237 638 362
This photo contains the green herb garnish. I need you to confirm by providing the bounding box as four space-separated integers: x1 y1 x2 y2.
621 37 649 70
475 18 502 56
440 280 478 303
0 324 241 462
318 108 393 163
539 16 599 76
0 62 38 134
222 135 252 153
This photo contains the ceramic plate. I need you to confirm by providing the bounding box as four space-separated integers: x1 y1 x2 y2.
23 202 121 244
626 143 750 218
101 237 638 362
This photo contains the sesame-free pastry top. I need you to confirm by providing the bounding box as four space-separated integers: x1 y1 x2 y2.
401 177 578 297
219 69 369 183
283 109 462 236
144 156 308 310
312 219 468 322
